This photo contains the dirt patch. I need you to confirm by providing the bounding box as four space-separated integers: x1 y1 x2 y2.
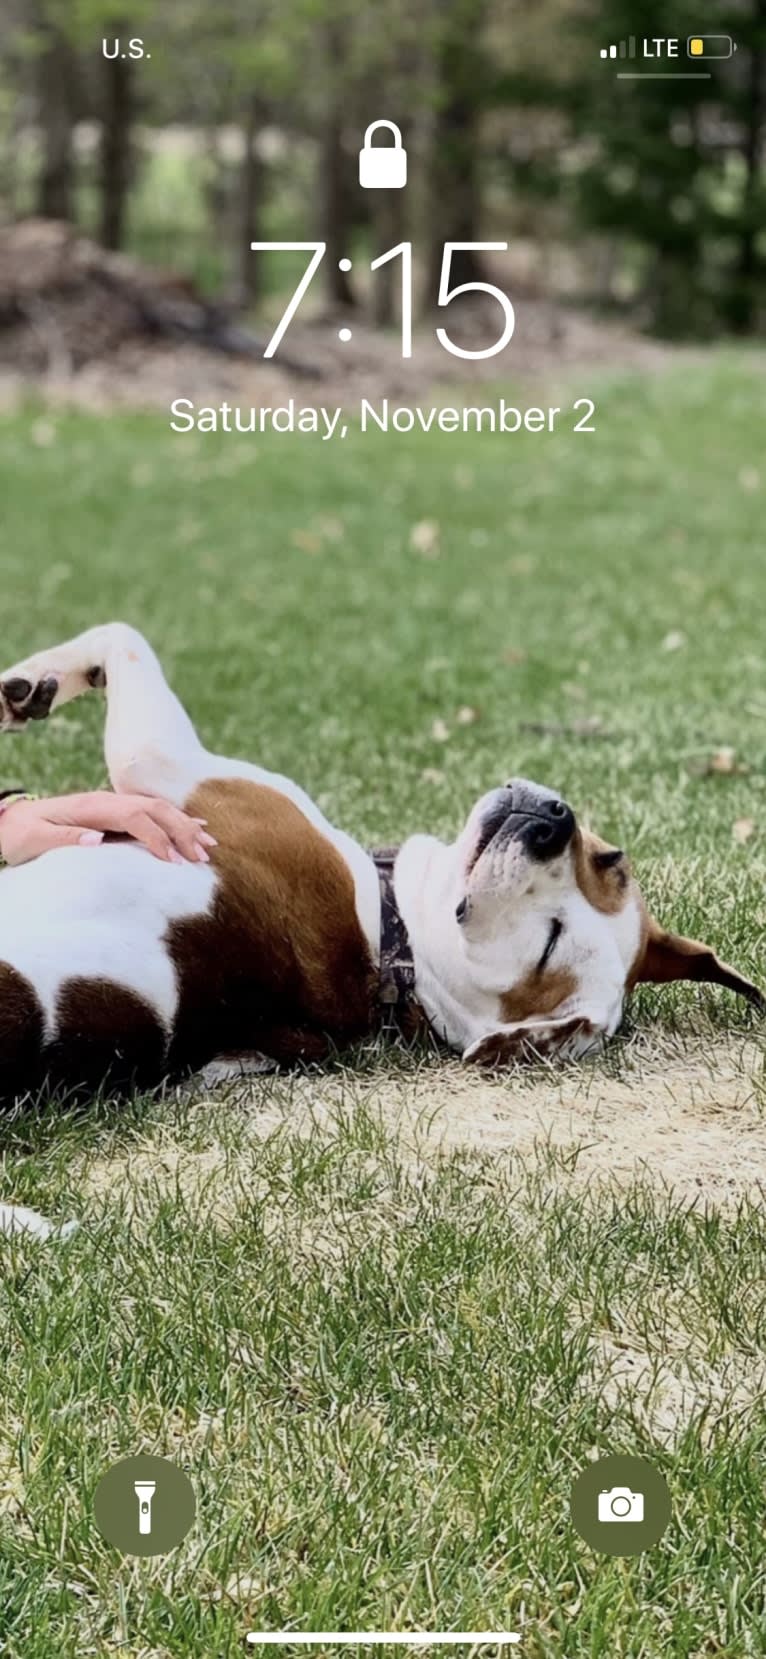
585 1327 766 1447
82 1138 235 1217
0 306 691 416
0 218 696 413
380 1036 766 1204
81 1034 766 1212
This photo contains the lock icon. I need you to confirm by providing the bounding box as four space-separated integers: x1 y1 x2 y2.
359 121 407 189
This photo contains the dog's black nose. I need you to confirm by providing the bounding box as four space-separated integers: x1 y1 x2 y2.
522 796 575 861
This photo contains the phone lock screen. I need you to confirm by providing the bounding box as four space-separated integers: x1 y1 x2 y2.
0 3 764 1657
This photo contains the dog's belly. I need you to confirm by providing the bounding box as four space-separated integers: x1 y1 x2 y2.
0 779 378 1093
0 844 216 1093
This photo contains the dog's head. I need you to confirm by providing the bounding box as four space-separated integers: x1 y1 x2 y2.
430 777 764 1065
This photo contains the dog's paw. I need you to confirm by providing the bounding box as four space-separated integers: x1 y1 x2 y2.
198 1053 277 1088
0 673 59 730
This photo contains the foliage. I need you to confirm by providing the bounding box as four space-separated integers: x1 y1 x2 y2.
0 0 764 333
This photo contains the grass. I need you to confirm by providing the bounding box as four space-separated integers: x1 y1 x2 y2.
0 353 765 1655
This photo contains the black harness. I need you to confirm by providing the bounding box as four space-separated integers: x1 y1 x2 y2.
370 846 428 1041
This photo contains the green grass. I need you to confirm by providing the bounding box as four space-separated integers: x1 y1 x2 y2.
0 354 765 1656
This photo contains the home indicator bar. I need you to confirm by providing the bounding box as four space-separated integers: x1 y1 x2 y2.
246 1635 522 1649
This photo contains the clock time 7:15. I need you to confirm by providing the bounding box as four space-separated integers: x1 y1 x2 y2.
250 242 515 361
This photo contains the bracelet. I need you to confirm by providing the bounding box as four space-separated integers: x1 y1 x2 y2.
0 792 34 815
0 792 36 868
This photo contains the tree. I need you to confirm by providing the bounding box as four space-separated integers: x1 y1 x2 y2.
99 21 133 248
36 9 78 220
722 0 766 330
425 0 490 305
320 10 357 309
564 0 766 333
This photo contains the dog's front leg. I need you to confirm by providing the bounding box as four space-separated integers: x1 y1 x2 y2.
0 622 208 803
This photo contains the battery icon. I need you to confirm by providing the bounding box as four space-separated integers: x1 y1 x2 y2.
687 35 736 58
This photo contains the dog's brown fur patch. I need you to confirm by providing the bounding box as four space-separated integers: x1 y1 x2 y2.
0 964 45 1096
573 829 631 916
167 778 376 1070
500 965 577 1026
48 978 167 1093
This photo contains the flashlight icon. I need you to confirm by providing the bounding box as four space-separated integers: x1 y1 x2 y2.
134 1479 156 1536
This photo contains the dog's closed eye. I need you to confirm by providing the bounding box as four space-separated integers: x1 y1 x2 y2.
537 916 563 973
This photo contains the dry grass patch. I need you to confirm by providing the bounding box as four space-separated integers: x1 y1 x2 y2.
584 1327 766 1448
78 1032 766 1221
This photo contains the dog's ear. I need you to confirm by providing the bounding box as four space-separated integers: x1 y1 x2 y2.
631 917 765 1012
463 1013 603 1067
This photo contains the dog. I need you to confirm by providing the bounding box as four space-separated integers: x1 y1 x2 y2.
0 621 760 1097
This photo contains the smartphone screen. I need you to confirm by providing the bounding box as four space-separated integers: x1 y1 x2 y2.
0 5 763 1657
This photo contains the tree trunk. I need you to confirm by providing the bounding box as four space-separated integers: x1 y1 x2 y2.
370 186 406 327
734 10 766 332
425 95 484 305
320 18 356 309
201 124 228 260
37 24 76 221
99 36 133 250
2 70 26 220
240 97 266 304
321 112 356 308
424 6 486 310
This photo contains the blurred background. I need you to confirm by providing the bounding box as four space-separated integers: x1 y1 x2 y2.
0 0 764 391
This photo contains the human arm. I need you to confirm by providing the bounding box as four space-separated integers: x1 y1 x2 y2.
0 791 216 867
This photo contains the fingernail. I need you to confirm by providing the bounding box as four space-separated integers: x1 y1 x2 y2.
79 830 103 845
198 831 218 846
194 818 208 826
169 847 184 864
195 843 211 863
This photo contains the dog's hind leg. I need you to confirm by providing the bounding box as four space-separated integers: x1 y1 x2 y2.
0 961 45 1098
0 623 208 803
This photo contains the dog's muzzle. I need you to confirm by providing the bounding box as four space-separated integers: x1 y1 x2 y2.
468 779 576 873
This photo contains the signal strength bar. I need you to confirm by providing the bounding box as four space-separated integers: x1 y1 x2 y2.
601 37 636 58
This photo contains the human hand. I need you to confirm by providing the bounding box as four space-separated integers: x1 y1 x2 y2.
0 791 217 867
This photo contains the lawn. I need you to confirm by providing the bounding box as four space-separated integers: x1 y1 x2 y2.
0 354 765 1657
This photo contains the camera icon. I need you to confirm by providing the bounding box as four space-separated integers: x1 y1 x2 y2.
598 1486 644 1523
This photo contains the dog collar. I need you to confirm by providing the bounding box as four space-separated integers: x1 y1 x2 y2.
370 846 429 1040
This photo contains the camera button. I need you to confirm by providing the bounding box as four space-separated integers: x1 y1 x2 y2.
570 1454 671 1556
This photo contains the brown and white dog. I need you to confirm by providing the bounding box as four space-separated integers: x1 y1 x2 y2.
0 621 761 1098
